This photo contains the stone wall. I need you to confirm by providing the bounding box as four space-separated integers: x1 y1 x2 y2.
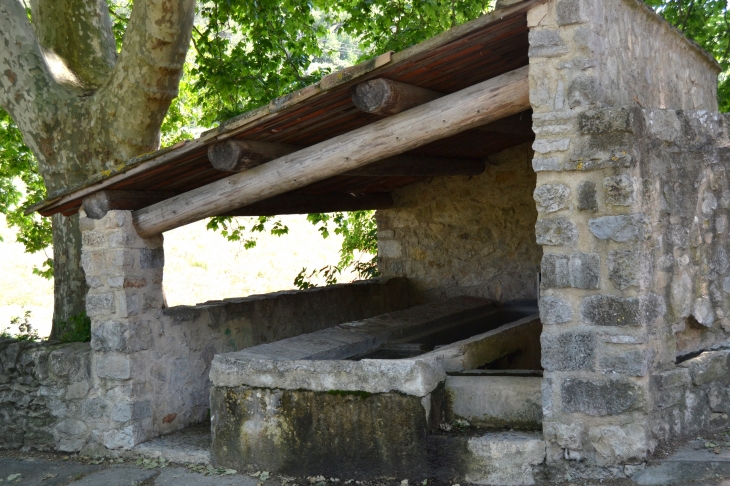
528 0 719 118
527 0 724 475
0 340 91 451
532 106 730 475
376 143 542 303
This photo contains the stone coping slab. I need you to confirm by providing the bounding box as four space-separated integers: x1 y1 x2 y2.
210 297 538 396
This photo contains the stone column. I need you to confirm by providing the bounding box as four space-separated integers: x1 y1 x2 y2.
80 209 164 449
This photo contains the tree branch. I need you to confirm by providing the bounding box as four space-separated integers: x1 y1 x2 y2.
94 0 195 164
29 0 117 89
0 0 64 154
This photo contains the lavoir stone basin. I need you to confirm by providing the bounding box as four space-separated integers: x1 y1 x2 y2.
209 297 542 478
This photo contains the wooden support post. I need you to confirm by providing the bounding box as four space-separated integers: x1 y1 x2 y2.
132 66 530 237
82 190 178 219
208 140 298 172
351 78 443 116
221 192 393 217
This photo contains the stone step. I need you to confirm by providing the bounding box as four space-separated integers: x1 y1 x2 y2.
428 430 546 485
445 371 543 430
632 439 730 485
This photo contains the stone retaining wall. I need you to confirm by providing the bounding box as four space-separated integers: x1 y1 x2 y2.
0 340 90 451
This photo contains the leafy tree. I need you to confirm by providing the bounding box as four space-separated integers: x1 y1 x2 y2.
1 0 728 335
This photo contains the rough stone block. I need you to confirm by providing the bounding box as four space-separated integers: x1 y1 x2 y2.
577 181 598 212
539 296 573 325
533 138 571 154
561 378 642 416
536 218 577 246
646 110 682 143
55 419 88 452
81 231 106 247
139 248 164 269
534 183 571 213
528 29 569 58
579 108 632 134
568 76 597 109
541 252 599 289
446 375 542 429
556 0 589 25
91 320 127 352
588 214 641 242
86 292 116 317
581 294 639 327
532 157 562 172
608 249 638 290
112 400 152 423
598 349 648 376
541 331 595 371
465 432 546 485
588 424 647 466
545 422 583 450
96 354 131 380
680 350 730 386
604 174 635 206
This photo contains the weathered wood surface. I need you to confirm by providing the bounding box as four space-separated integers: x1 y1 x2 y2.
222 192 393 217
82 190 178 219
351 78 443 116
208 140 298 172
132 66 530 237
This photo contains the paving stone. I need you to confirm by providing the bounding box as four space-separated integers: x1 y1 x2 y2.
0 457 101 486
66 466 157 485
154 468 260 486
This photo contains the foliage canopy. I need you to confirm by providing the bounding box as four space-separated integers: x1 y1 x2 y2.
1 0 728 288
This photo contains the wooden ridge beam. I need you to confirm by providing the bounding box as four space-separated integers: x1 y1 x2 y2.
132 66 530 237
221 192 393 217
351 78 533 136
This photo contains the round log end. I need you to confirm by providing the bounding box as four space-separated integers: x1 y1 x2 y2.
207 140 241 172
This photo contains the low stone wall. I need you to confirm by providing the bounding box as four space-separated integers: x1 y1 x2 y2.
1 209 416 454
0 339 91 451
651 350 730 445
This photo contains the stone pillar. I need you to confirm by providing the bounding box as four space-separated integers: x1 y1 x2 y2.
80 209 164 449
527 0 720 474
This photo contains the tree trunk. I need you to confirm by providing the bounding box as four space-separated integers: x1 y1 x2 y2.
1 0 195 340
49 213 88 340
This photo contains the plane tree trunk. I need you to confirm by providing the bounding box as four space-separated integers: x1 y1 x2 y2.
0 0 195 337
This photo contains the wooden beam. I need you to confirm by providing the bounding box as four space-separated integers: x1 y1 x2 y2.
221 192 393 217
351 79 532 137
343 155 484 177
132 66 530 237
351 78 443 116
208 140 298 172
82 190 178 219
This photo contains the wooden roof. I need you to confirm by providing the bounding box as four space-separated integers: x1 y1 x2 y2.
30 0 545 218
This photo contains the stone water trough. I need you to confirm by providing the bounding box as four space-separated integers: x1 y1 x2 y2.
209 297 544 480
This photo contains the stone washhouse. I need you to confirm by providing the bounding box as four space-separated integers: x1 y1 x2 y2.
3 0 730 483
